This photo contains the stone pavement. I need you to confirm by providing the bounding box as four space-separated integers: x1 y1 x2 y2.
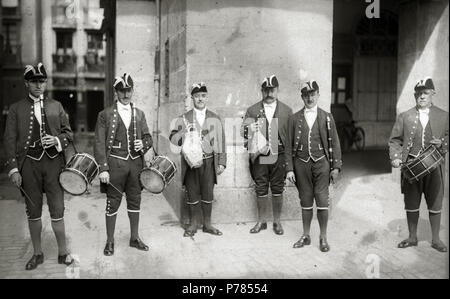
0 151 448 279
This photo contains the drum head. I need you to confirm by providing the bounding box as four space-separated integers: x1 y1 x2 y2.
140 169 164 194
59 170 87 195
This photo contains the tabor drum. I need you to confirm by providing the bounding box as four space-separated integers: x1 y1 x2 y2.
140 156 177 194
401 145 444 183
59 153 99 195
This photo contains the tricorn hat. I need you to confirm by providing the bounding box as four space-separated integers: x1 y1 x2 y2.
261 75 279 89
191 82 208 95
24 63 47 80
113 73 134 90
414 77 435 92
301 80 319 94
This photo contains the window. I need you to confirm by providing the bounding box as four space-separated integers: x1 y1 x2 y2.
56 31 73 53
87 32 103 50
56 31 72 50
1 0 19 16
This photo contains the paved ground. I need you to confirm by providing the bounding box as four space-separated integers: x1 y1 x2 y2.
0 150 448 279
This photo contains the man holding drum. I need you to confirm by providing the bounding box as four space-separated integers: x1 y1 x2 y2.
241 75 293 235
94 73 153 256
389 77 448 252
4 63 74 270
170 82 227 237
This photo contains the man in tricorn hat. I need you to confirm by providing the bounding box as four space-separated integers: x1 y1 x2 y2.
286 80 341 252
4 63 74 270
169 82 227 237
389 77 448 252
95 73 153 256
241 75 293 235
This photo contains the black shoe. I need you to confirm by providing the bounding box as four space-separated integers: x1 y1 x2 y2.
397 238 418 249
203 226 223 236
25 253 44 270
273 222 284 235
183 229 196 237
129 238 149 251
293 235 311 248
58 254 74 266
250 222 267 234
320 238 330 252
103 242 114 256
431 241 448 252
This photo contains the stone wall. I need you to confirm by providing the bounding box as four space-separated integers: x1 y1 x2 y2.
156 0 335 223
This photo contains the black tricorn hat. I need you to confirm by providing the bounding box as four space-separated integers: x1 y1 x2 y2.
24 63 47 80
191 82 207 95
414 77 435 92
301 80 319 94
261 75 279 89
113 73 134 90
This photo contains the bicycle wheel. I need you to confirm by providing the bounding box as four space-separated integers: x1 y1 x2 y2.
354 127 365 151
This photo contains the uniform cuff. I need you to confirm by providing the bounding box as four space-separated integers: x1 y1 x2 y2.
8 168 19 177
55 137 63 152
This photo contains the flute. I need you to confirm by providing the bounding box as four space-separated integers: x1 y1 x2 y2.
39 96 47 148
326 115 334 171
132 103 143 153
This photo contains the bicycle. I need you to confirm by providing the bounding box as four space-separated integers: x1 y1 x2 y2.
340 121 365 151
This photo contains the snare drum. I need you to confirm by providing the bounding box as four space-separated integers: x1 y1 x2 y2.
59 153 99 195
401 145 444 183
140 156 177 194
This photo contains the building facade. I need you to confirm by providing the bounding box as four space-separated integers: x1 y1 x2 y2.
0 0 107 148
1 0 448 223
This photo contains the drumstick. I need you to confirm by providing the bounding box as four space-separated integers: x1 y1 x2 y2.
108 182 124 196
17 186 37 207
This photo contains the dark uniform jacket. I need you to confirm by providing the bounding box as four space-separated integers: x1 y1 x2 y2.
389 105 448 186
389 105 449 162
285 107 342 172
4 97 73 173
94 102 153 173
240 100 293 156
169 108 227 185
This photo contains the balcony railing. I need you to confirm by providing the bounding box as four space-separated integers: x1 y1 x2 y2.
52 53 77 74
52 5 77 28
84 51 105 73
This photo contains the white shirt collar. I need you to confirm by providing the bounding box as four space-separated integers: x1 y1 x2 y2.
117 101 132 111
194 107 206 115
418 107 430 114
305 105 318 113
29 94 42 103
263 100 277 108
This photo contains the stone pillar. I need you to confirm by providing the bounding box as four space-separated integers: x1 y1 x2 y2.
397 0 449 113
115 0 157 142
